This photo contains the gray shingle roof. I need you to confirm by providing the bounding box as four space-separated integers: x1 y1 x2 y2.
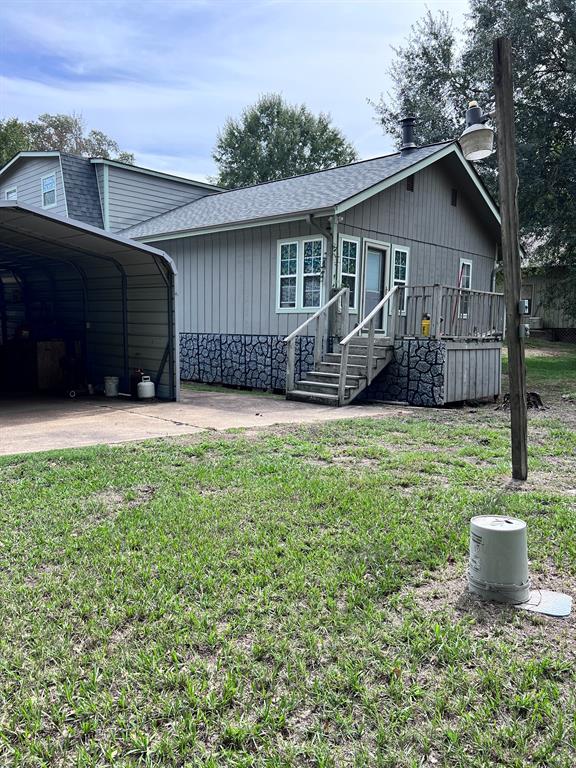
122 143 452 239
60 154 104 229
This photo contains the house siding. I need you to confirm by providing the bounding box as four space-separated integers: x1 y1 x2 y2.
105 165 217 232
154 219 331 338
339 159 496 296
0 157 67 217
155 160 497 341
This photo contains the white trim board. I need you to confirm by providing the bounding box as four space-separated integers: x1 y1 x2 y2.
0 151 60 177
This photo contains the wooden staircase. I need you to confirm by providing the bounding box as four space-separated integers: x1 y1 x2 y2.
287 336 394 406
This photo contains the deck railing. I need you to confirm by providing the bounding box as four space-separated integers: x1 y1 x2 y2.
283 286 349 393
395 284 505 339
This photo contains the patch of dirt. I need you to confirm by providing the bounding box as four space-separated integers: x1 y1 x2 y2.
24 561 62 588
75 485 158 532
92 488 125 511
127 484 156 506
307 455 383 469
91 484 157 513
524 346 571 358
407 561 575 659
502 462 576 496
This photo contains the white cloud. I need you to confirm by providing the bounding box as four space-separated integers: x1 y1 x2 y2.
0 0 470 177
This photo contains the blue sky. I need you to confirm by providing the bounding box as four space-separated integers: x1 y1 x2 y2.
0 0 469 180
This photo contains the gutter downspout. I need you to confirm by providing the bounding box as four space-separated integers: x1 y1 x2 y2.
307 212 342 338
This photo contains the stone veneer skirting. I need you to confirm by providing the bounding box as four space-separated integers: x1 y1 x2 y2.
180 333 447 406
180 333 318 391
359 339 447 407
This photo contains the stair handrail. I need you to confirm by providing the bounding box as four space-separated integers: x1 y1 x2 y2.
338 285 399 405
284 286 349 393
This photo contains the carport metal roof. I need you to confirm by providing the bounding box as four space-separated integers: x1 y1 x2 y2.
0 202 179 400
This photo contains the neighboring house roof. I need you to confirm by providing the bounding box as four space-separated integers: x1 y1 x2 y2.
59 154 104 229
122 141 500 242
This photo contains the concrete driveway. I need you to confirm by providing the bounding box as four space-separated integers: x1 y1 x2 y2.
0 389 408 456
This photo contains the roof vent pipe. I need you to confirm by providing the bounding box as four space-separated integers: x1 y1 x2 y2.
399 116 417 155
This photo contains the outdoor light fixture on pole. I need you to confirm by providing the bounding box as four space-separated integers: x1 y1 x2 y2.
459 36 528 481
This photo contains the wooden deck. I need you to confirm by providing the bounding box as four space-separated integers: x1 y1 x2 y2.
284 284 505 406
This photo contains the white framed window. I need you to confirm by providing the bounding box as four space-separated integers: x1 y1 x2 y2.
391 245 410 313
459 258 472 317
339 236 360 311
41 173 57 208
276 236 326 312
5 187 17 201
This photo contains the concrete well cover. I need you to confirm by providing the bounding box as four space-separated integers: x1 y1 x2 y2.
515 589 572 618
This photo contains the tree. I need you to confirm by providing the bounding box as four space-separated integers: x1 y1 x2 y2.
213 93 358 188
0 113 134 167
0 118 32 168
371 1 576 318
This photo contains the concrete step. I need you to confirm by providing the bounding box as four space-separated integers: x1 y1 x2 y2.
296 380 355 397
287 390 340 405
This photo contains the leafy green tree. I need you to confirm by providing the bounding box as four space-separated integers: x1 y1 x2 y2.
0 118 32 167
213 93 358 188
372 1 576 318
0 113 134 167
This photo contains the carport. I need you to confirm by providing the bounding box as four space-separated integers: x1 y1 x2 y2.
0 202 179 401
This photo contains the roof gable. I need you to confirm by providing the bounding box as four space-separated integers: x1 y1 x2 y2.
0 152 61 178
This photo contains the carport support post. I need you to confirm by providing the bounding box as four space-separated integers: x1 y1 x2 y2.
493 36 528 481
121 271 129 390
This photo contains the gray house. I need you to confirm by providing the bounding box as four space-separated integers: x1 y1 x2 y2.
122 140 504 406
0 141 505 406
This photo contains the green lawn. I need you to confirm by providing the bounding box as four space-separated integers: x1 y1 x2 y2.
1 344 575 767
503 338 576 400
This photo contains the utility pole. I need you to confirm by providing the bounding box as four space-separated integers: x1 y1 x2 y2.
493 36 528 480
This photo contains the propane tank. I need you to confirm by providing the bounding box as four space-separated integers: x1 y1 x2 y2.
137 376 155 400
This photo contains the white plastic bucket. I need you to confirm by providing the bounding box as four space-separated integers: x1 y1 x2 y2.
468 515 530 603
137 376 155 400
104 376 119 397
